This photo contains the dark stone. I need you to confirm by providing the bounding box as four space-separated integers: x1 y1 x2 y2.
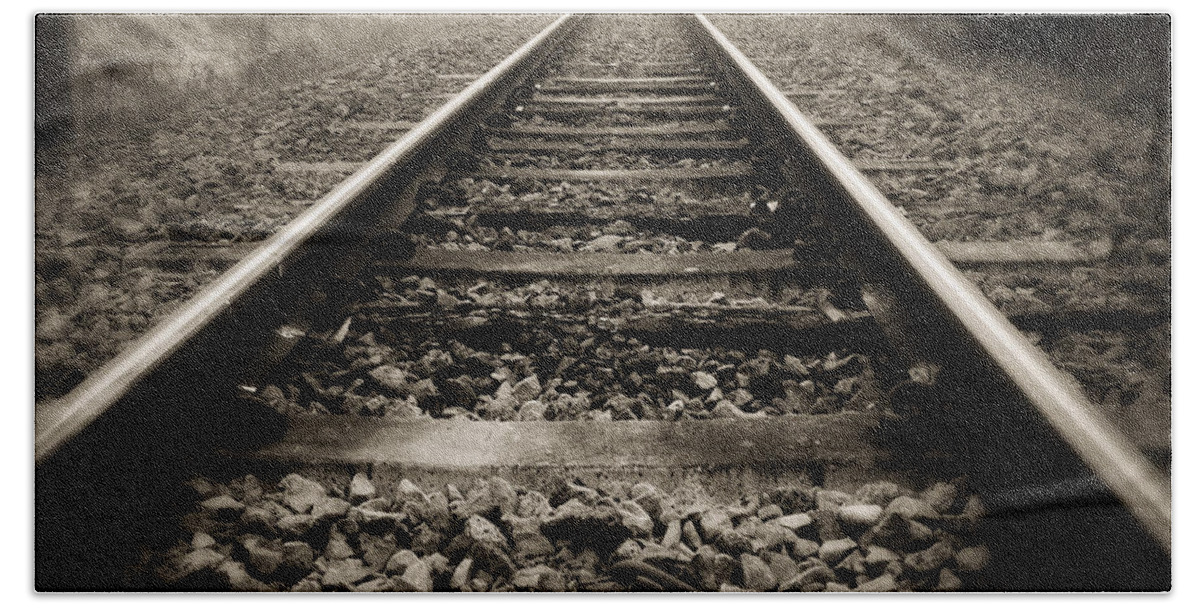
811 510 845 542
409 523 445 556
279 541 314 581
541 499 630 553
469 539 517 580
441 375 477 408
241 536 283 578
506 516 555 564
904 540 956 573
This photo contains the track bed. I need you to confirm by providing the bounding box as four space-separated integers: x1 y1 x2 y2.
35 14 1169 592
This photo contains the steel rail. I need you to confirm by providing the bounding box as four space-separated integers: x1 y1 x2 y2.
34 14 573 463
694 14 1171 551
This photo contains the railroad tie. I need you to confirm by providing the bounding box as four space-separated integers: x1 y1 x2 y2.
486 137 749 153
514 102 733 117
537 75 717 94
36 14 1169 593
488 122 736 138
380 249 796 277
527 94 723 106
470 165 753 183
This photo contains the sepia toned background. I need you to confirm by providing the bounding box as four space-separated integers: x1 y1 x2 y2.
31 8 1173 595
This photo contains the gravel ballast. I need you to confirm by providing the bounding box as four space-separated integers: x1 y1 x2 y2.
147 472 990 592
250 274 885 421
35 16 555 400
709 14 1169 449
428 178 761 218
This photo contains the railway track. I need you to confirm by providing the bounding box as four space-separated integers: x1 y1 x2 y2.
35 15 1169 592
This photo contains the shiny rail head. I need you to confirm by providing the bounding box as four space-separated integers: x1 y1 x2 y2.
34 14 575 465
690 13 1169 552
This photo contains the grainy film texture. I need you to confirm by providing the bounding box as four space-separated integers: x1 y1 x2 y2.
34 14 1170 592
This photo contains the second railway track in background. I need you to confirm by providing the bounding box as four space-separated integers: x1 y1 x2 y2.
35 15 1169 591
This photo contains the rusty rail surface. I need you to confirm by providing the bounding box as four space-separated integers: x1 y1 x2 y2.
34 14 574 463
693 13 1169 551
